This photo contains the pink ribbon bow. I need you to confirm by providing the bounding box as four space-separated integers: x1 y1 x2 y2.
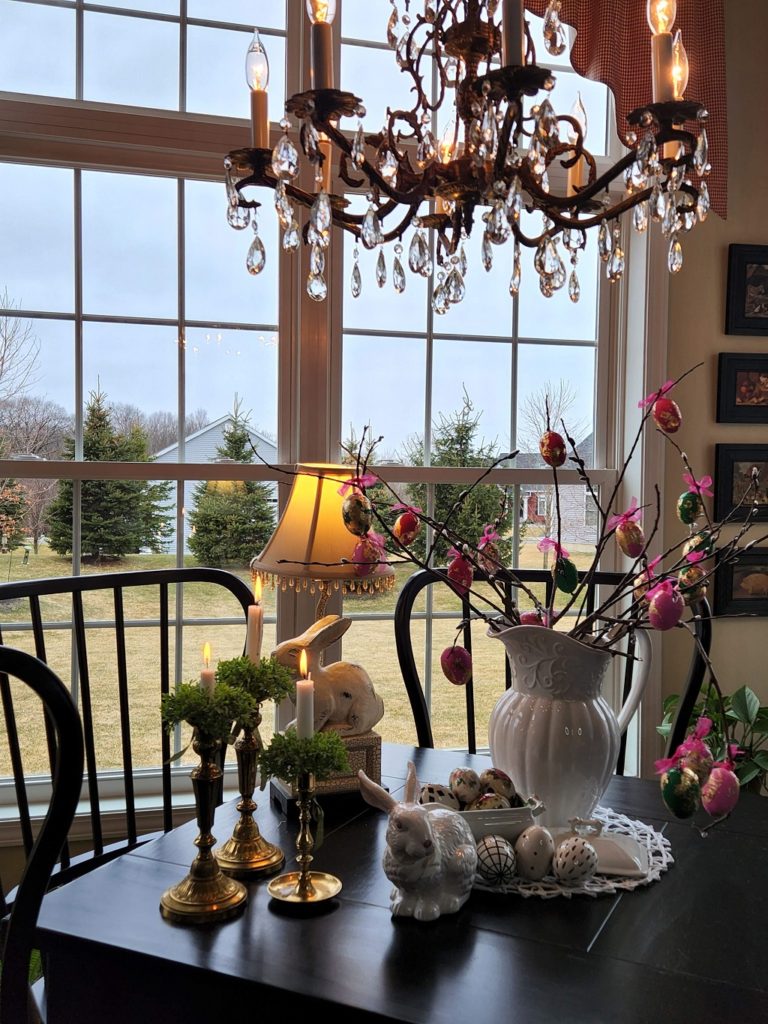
337 472 379 496
654 716 713 775
391 503 422 514
645 577 678 602
537 537 570 559
479 524 499 548
638 380 675 409
606 497 642 532
685 549 707 563
682 472 713 497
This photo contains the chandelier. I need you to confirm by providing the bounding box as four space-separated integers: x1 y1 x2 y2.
224 0 710 311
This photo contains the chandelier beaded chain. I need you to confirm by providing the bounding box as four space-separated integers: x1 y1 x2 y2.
225 0 710 311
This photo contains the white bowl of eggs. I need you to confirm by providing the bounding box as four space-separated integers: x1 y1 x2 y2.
418 765 546 844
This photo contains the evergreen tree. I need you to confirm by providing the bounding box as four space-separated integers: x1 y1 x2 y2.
0 477 28 552
401 392 514 563
47 389 172 559
188 400 276 567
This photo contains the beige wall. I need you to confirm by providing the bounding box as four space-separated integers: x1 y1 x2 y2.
662 0 768 713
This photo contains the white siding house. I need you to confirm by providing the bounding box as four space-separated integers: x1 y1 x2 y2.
153 416 278 554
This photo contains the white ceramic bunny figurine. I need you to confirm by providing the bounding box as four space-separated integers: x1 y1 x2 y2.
358 761 478 921
272 614 384 735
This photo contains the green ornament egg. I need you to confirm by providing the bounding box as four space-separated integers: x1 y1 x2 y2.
676 491 702 525
683 531 713 559
678 564 708 604
555 556 578 594
661 766 701 819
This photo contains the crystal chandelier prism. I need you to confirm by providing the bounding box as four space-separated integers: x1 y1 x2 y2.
225 0 710 312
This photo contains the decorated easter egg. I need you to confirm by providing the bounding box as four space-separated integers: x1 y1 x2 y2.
661 765 701 818
701 765 740 817
648 584 684 630
552 836 598 886
447 553 473 596
520 610 548 626
449 767 482 807
467 793 511 811
678 564 708 604
616 521 646 558
676 490 702 525
393 510 420 546
440 645 472 686
419 783 461 811
342 491 373 536
514 825 555 881
476 835 517 885
555 556 578 594
539 430 567 468
633 567 654 601
478 540 501 575
680 747 714 786
479 767 516 801
683 531 713 559
652 397 682 433
352 536 383 577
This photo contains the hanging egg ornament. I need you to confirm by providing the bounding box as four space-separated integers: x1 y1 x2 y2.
660 765 701 818
476 835 517 886
683 531 714 559
539 430 567 467
393 509 420 546
440 645 472 686
520 610 548 626
701 765 741 817
616 520 646 558
419 783 461 811
342 491 373 536
678 564 709 604
633 566 654 601
555 556 578 594
648 584 684 630
676 490 702 525
552 836 598 886
652 397 682 433
680 747 714 787
514 825 555 880
447 553 473 596
352 535 383 577
448 767 482 807
478 540 501 574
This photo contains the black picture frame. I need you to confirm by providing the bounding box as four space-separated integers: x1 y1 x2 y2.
714 547 768 616
725 244 768 335
714 444 768 521
717 352 768 423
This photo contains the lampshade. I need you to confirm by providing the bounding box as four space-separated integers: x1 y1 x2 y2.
251 464 395 598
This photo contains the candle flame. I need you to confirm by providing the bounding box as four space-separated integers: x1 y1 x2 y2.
299 650 308 678
203 642 211 669
254 575 263 603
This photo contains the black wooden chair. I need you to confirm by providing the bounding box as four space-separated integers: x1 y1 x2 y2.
0 646 84 1024
0 567 254 887
394 566 712 769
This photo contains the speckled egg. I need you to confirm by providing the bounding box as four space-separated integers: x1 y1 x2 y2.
448 767 482 807
476 835 517 885
514 825 555 881
418 783 461 811
552 836 598 886
341 491 373 537
676 490 702 525
479 767 516 801
466 793 511 811
661 766 701 819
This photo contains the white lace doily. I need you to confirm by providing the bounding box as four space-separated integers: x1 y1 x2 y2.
473 805 673 899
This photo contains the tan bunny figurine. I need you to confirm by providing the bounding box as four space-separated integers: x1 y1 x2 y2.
271 614 384 735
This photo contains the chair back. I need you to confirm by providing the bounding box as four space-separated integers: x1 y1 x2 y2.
394 566 712 768
0 567 253 878
0 646 84 1024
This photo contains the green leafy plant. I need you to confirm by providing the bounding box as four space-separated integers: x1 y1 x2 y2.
259 729 351 784
658 684 768 791
160 681 258 742
215 655 294 706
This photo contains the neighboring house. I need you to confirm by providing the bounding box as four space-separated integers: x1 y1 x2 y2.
518 434 598 546
153 416 278 553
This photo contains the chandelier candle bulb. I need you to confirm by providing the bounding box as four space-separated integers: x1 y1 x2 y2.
647 0 676 102
307 0 336 90
200 642 215 695
566 93 588 197
245 29 270 148
502 0 526 67
296 651 315 740
246 577 264 662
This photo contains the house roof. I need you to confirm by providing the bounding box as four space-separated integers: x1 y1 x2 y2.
153 414 276 459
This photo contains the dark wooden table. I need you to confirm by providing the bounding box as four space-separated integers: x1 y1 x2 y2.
35 745 768 1023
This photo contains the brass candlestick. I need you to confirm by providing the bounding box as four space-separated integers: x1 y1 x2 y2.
160 731 248 924
267 771 342 904
215 715 285 877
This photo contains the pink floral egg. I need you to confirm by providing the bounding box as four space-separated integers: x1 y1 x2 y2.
701 766 740 817
648 585 684 630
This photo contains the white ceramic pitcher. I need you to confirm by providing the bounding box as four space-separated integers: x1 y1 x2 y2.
487 624 651 826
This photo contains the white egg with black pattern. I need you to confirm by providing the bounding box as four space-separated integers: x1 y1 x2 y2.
514 825 555 881
552 836 598 886
476 835 516 885
418 783 460 810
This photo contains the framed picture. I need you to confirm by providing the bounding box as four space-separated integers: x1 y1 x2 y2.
714 548 768 616
717 352 768 422
714 444 768 521
725 244 768 335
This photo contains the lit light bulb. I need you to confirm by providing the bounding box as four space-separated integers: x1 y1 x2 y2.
245 29 269 91
671 29 689 99
306 0 336 24
647 0 676 35
439 124 458 164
